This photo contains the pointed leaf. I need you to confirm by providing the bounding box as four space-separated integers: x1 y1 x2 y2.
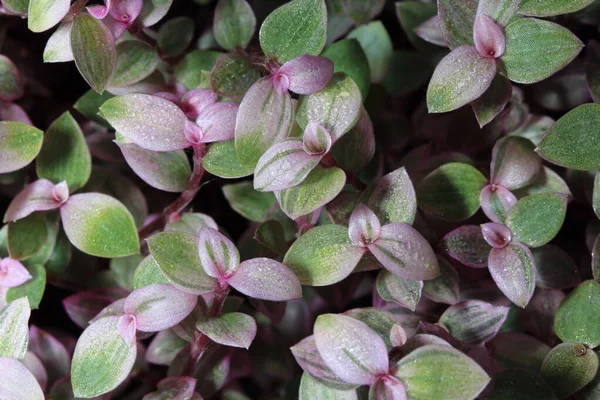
36 111 91 191
471 73 512 128
210 53 261 100
175 49 222 90
4 180 63 224
321 39 371 101
479 185 517 223
197 227 239 278
533 244 580 289
488 243 536 308
555 280 600 347
0 121 44 174
157 17 194 58
228 258 302 301
330 106 375 172
519 0 596 17
437 0 478 49
235 78 294 167
394 344 490 400
415 16 447 47
139 0 172 27
43 22 73 63
473 15 506 58
417 162 487 221
275 54 333 95
63 288 127 329
222 181 276 223
112 40 159 87
259 0 327 63
7 213 48 260
213 0 256 51
0 358 44 400
283 224 365 286
6 264 46 309
505 192 567 248
0 297 30 360
299 372 358 400
476 0 519 26
1 0 29 14
501 18 583 84
60 193 139 258
0 55 23 102
491 136 541 190
71 316 137 398
343 308 398 351
204 139 254 179
314 314 389 385
27 0 70 32
422 256 460 305
427 46 497 113
395 1 440 53
376 270 422 311
142 376 197 400
146 329 187 365
28 326 70 386
147 232 219 295
71 13 117 93
441 226 491 268
347 21 393 83
165 213 218 236
133 255 169 290
348 204 382 247
369 376 408 400
100 94 188 151
541 343 599 398
197 312 256 349
439 300 509 344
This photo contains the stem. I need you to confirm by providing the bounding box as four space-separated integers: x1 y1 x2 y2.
67 0 89 18
138 145 206 242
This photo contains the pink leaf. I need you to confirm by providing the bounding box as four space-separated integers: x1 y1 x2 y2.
253 139 323 192
415 16 447 47
490 136 542 190
101 15 129 40
196 102 239 143
0 357 44 400
62 288 128 329
22 351 48 392
348 204 382 247
109 0 143 25
3 179 67 222
88 4 110 19
390 324 408 347
480 222 512 249
275 54 334 95
228 258 302 301
479 184 517 223
473 15 506 58
0 258 31 288
368 223 439 280
302 122 333 155
181 89 218 120
28 326 71 386
197 227 240 278
142 376 197 400
0 102 31 124
441 226 491 268
314 314 389 385
123 284 198 332
117 314 137 345
488 242 536 308
370 375 408 400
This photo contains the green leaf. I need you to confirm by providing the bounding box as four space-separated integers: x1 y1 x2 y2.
477 0 520 26
439 300 509 344
214 0 256 50
133 255 169 290
109 254 142 291
259 0 327 63
519 0 596 17
73 89 114 127
322 39 371 101
593 234 600 282
6 264 46 309
501 18 583 84
254 220 290 255
395 1 441 54
111 40 159 87
296 73 362 141
330 107 374 172
210 54 261 100
343 308 398 350
537 103 600 170
165 213 218 235
175 50 222 90
222 181 276 222
532 244 580 289
197 312 257 349
27 0 69 32
70 13 117 93
203 140 254 179
0 121 44 174
71 316 137 398
417 163 487 221
555 280 600 347
158 17 195 58
486 369 558 400
36 111 91 191
7 213 48 260
26 212 59 266
60 193 139 258
0 297 30 360
0 55 23 101
506 192 567 248
394 344 490 400
347 21 393 83
283 224 365 286
595 171 600 220
147 232 218 295
422 256 460 305
512 166 571 198
103 173 148 229
376 270 422 311
437 0 477 49
2 0 29 13
139 0 173 27
472 74 513 128
276 166 346 220
541 343 599 398
299 372 358 400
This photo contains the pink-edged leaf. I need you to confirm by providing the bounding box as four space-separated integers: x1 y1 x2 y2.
181 89 218 120
302 122 333 155
63 288 127 329
0 258 31 288
471 72 512 128
88 4 109 19
117 314 137 346
146 329 186 366
109 0 143 24
253 139 322 192
0 357 44 400
235 77 294 167
102 16 130 40
142 376 197 400
439 300 509 344
480 222 512 249
197 227 239 279
196 102 239 144
488 242 536 308
99 94 188 151
3 179 67 223
275 54 334 95
473 15 505 59
369 375 408 400
89 298 126 324
475 0 519 27
490 136 541 190
314 314 389 385
196 312 257 349
228 258 302 301
521 288 565 341
479 184 517 223
390 324 408 348
368 223 439 281
28 326 70 386
116 142 191 193
414 16 447 47
0 102 31 124
427 46 497 113
23 351 48 392
348 204 382 247
123 283 197 332
441 225 491 268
